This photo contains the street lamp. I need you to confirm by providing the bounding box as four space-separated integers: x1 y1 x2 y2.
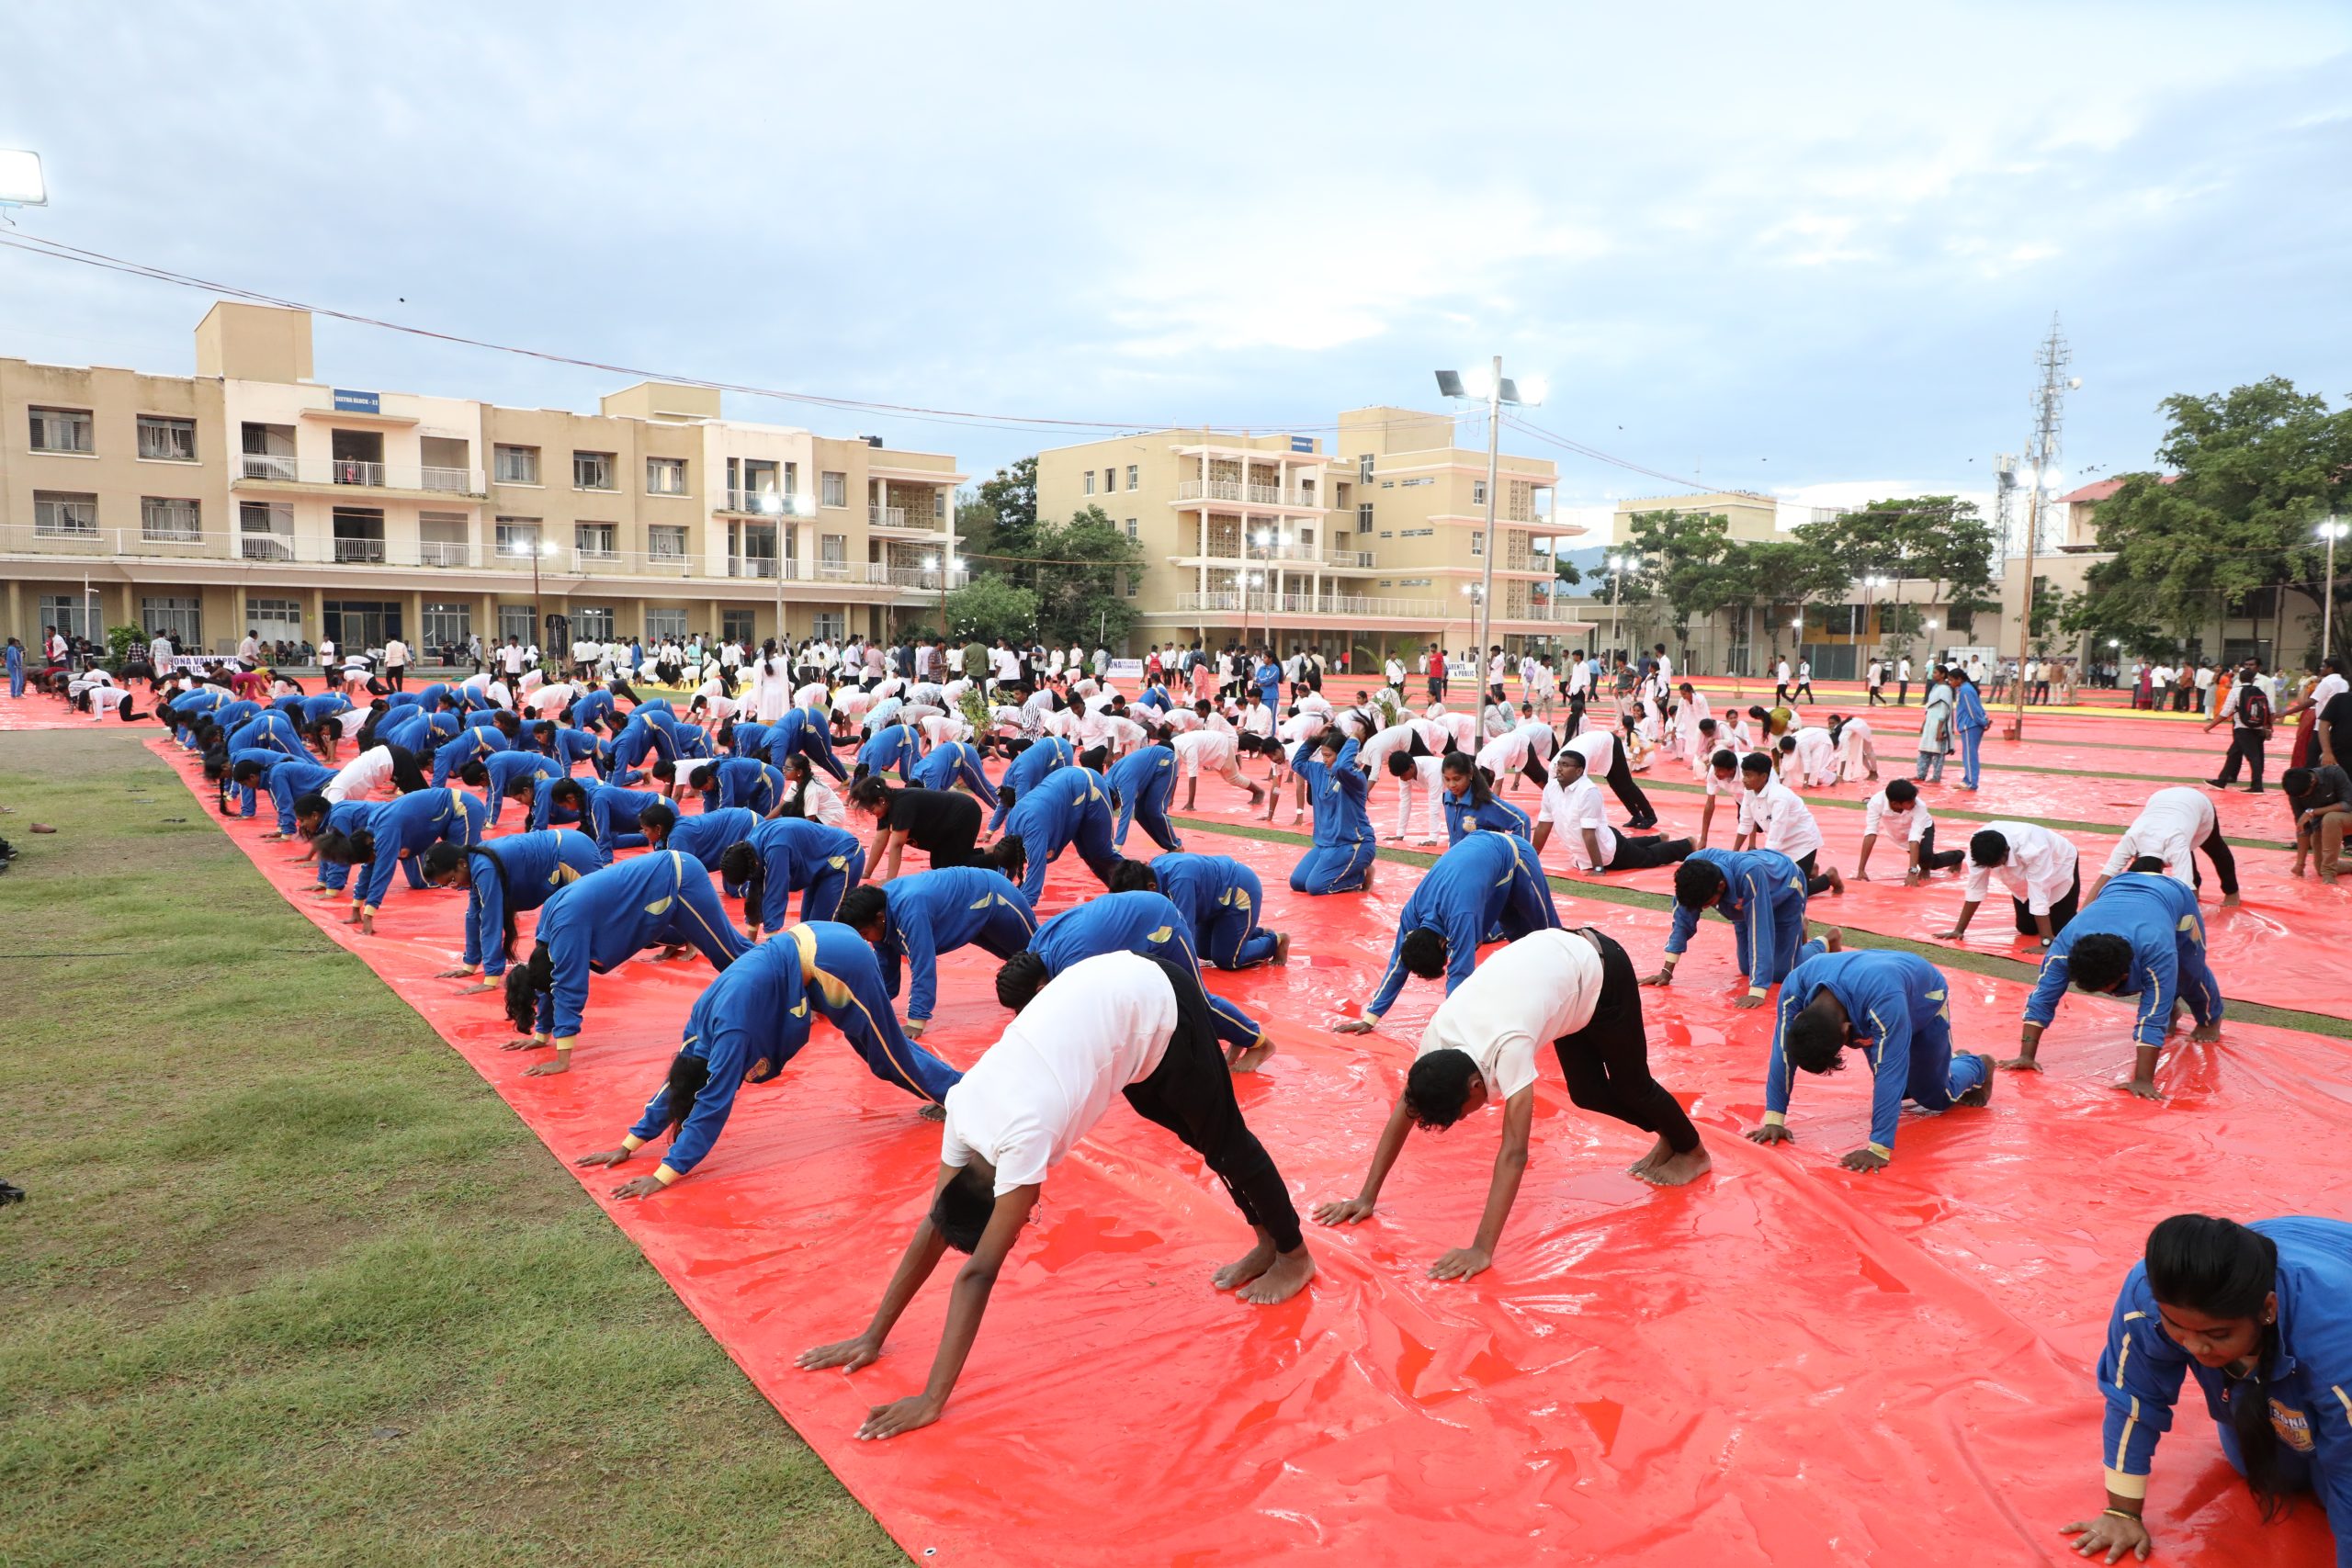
2318 517 2347 663
1437 358 1543 671
1606 553 1628 657
1860 573 1888 660
0 150 46 209
529 536 560 655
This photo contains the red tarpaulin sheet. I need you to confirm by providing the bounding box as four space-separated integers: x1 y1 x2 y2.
0 691 163 730
137 738 2345 1568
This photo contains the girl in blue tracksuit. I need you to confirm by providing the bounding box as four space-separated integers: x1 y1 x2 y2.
640 802 758 893
468 750 564 825
244 755 338 835
1108 743 1182 853
571 684 618 731
712 756 785 816
6 637 22 697
2074 1214 2352 1567
1351 830 1559 1029
548 778 662 863
911 739 999 808
429 723 507 786
1652 847 1822 1005
2015 870 2223 1097
525 774 586 832
605 710 677 784
379 706 458 755
536 721 600 772
1001 764 1119 905
767 705 846 781
721 718 772 759
1951 670 1991 790
163 683 229 745
1001 889 1268 1059
575 924 967 1196
319 785 488 922
1149 852 1280 970
836 868 1037 1032
988 735 1074 831
856 723 922 784
211 747 298 818
723 816 865 932
424 829 604 982
503 848 751 1074
1751 948 1991 1170
1439 755 1531 843
225 709 305 758
1289 733 1376 895
208 698 262 739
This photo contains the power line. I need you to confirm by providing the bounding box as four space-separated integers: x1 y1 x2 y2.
1498 412 1718 494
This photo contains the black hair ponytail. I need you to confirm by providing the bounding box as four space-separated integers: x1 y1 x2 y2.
2144 1214 2289 1519
661 1052 712 1134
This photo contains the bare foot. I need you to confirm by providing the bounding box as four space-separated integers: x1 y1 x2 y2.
1212 1237 1277 1292
1822 926 1844 952
1359 859 1377 892
1638 1146 1713 1186
2221 893 2242 907
1825 867 1846 896
1237 1247 1316 1305
1956 1054 1997 1107
1228 1036 1276 1074
918 1102 945 1122
1272 931 1291 965
1624 1134 1675 1178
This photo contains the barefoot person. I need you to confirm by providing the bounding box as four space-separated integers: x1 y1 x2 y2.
1337 829 1560 1033
1144 851 1286 971
1854 777 1963 884
1642 849 1825 1010
1936 821 2081 952
2004 869 2222 1100
2061 1213 2352 1566
836 870 1036 1038
2084 784 2240 907
424 829 604 993
795 951 1315 1438
1317 925 1710 1276
1746 948 1993 1172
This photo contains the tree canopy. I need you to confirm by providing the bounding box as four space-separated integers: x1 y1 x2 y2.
942 572 1038 646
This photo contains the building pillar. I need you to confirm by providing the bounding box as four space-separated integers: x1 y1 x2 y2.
5 576 19 646
307 586 326 650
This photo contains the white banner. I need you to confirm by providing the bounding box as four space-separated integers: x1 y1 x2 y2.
1106 658 1144 682
169 654 243 671
1447 658 1481 682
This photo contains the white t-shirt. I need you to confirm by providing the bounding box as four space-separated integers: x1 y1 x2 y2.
1964 822 2080 914
1564 730 1616 776
1783 727 1838 782
1171 727 1238 773
1861 789 1933 843
940 952 1180 1195
1417 929 1605 1101
384 639 411 668
1537 775 1615 870
323 746 394 803
1737 777 1824 862
2098 786 2216 886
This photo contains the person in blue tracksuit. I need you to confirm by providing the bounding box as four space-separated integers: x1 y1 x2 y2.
1950 667 1991 790
856 723 922 784
1289 731 1378 895
1340 829 1560 1032
210 747 300 818
574 923 967 1197
240 754 338 836
463 750 565 825
161 682 229 744
767 704 847 781
685 755 786 817
531 719 601 773
1440 753 1531 844
2008 869 2223 1100
910 739 999 809
2064 1213 2352 1567
571 683 619 732
1000 764 1120 905
225 708 306 758
1644 847 1823 1009
1746 948 1994 1171
6 637 22 697
429 722 507 786
547 777 662 864
605 709 678 785
836 870 1037 1036
379 705 458 755
424 829 604 986
502 848 751 1075
639 802 758 893
1139 852 1284 970
314 784 488 930
1107 742 1182 853
208 697 262 739
720 717 772 759
719 816 866 932
299 690 352 728
987 734 1074 831
995 889 1273 1068
524 773 586 832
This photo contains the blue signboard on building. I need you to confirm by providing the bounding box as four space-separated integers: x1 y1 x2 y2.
332 389 380 415
1289 434 1315 453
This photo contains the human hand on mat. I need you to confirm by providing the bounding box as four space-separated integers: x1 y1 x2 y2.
797 1336 881 1373
1997 1055 2042 1072
2120 1078 2163 1101
857 1393 944 1440
1429 1246 1491 1281
1332 1019 1376 1035
525 1055 571 1077
2061 1511 2152 1562
1731 993 1766 1010
1838 1148 1889 1173
1313 1196 1375 1226
435 964 477 979
1745 1124 1793 1146
1931 928 1966 942
575 1146 632 1169
1639 967 1674 987
504 1033 551 1052
610 1176 666 1201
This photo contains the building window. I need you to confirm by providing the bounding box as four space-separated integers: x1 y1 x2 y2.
249 597 303 643
1127 465 1139 491
29 407 94 454
648 524 689 562
812 611 846 642
1124 571 1138 599
721 609 756 645
1125 517 1138 539
421 602 470 650
137 415 198 462
493 445 540 485
332 508 387 563
573 605 616 639
419 512 469 568
33 491 98 537
141 497 202 542
1472 480 1488 506
821 470 848 509
40 592 99 641
141 595 203 646
1469 530 1484 557
645 456 688 495
572 451 616 491
494 517 544 558
933 491 947 522
1357 453 1374 484
1083 470 1096 496
820 534 847 574
1358 502 1373 530
574 522 617 559
239 502 294 560
644 608 687 643
499 604 537 644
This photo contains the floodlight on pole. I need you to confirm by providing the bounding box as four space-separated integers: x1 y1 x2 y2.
2320 516 2348 662
1436 356 1543 680
0 150 47 209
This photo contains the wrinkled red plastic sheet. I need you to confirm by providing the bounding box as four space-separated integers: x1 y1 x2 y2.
141 738 2346 1568
0 691 163 730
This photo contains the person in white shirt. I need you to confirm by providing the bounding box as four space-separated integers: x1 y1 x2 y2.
1384 653 1407 690
1855 778 1964 883
1895 655 1912 705
2193 660 2217 716
1774 657 1793 702
1775 727 1839 789
1733 753 1838 894
320 743 418 804
1314 927 1710 1280
1670 682 1711 762
1531 748 1693 873
239 631 261 664
1473 711 1557 793
1939 820 2081 949
1792 660 1815 703
1829 714 1879 782
776 754 846 827
797 951 1313 1438
2086 784 2238 906
1564 727 1658 829
1170 725 1265 811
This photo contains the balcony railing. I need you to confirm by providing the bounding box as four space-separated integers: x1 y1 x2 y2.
333 536 387 563
1174 479 1322 508
1506 600 1591 624
870 564 970 592
1178 542 1379 570
238 453 487 494
721 488 799 514
1170 590 1445 619
240 535 293 562
420 540 470 568
868 504 907 528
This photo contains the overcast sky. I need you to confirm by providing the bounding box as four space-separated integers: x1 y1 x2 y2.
4 2 2347 531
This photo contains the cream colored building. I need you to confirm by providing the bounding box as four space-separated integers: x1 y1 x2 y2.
1611 490 1783 544
1 303 963 656
1035 405 1590 666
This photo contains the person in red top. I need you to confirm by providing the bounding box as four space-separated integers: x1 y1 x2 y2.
1425 645 1447 703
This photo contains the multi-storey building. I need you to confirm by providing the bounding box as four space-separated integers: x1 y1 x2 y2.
1035 405 1589 665
0 303 963 655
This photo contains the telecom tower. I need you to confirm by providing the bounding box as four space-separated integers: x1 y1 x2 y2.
2009 314 2077 738
1994 452 2020 557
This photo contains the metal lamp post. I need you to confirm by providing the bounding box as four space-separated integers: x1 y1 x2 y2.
2319 517 2346 663
1436 361 1544 672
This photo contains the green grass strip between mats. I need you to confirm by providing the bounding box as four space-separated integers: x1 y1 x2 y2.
1627 775 2280 852
1166 813 2352 1043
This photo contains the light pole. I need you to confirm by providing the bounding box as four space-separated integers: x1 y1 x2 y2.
529 535 560 655
1436 361 1545 674
1606 553 1627 657
2319 516 2346 663
1861 574 1888 666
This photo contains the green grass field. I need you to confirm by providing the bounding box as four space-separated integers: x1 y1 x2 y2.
0 730 899 1567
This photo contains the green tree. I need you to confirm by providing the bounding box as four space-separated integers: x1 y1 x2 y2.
1026 505 1145 648
943 572 1037 646
1723 539 1845 660
2029 577 2071 657
967 456 1039 561
1623 510 1741 653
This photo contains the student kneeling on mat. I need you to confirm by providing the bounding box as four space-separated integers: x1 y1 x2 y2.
575 922 965 1198
1317 926 1710 1280
796 951 1315 1438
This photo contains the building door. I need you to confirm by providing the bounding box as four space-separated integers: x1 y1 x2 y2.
323 600 401 650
